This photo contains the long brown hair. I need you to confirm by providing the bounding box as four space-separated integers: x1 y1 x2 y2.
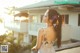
47 9 62 48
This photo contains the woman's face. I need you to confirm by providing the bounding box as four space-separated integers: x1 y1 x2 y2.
43 10 49 23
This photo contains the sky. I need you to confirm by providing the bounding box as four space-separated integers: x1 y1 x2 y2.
0 0 44 8
0 0 48 15
0 0 44 14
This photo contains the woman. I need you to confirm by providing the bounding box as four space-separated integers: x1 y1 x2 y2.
32 9 62 53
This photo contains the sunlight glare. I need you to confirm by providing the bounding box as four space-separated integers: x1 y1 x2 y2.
0 0 43 8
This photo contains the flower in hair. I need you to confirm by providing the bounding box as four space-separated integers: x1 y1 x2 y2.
52 15 58 20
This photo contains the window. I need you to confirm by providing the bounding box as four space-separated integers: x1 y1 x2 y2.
40 15 43 23
65 15 69 24
61 15 69 24
78 14 80 26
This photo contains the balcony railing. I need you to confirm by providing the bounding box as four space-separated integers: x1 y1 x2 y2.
28 23 47 36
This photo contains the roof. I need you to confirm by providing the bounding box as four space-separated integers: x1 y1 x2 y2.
15 0 55 10
15 0 80 11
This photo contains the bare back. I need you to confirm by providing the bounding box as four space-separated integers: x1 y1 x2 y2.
43 27 56 43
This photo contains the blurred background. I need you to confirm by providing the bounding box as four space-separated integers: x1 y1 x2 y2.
0 0 80 53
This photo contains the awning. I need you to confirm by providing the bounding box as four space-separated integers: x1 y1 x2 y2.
54 0 80 5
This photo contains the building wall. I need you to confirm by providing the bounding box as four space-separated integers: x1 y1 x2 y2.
28 9 80 41
69 12 80 40
69 13 78 26
55 10 80 41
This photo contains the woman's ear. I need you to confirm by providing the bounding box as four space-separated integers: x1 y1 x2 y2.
49 19 53 23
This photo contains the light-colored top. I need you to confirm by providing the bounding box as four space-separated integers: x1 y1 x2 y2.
36 27 56 49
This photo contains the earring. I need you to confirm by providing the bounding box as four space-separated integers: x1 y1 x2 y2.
56 20 59 25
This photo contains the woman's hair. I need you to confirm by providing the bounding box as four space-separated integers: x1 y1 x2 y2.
47 9 62 48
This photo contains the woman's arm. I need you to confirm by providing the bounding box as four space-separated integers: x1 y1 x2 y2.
32 29 44 50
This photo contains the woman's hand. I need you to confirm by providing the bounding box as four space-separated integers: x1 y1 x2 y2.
31 46 37 51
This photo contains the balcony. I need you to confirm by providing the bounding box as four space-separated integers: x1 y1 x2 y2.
28 23 47 36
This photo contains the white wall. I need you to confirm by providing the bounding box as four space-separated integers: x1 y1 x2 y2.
69 13 78 26
62 24 72 41
68 12 80 40
52 10 80 41
37 15 41 23
62 24 80 41
28 9 80 41
71 26 80 40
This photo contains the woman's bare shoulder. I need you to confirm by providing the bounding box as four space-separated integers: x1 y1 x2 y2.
38 28 45 36
39 28 44 33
